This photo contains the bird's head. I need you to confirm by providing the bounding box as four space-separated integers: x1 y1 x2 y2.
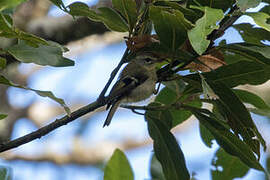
133 52 162 70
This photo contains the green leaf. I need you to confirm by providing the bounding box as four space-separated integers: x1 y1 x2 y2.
104 149 134 180
146 108 190 180
0 13 48 47
49 0 67 12
0 114 8 120
68 2 128 32
150 154 166 180
98 7 129 32
185 61 270 88
246 12 270 32
0 0 26 12
170 100 202 127
155 80 186 105
153 1 199 22
188 6 224 55
150 6 193 50
211 148 250 180
0 57 6 69
0 165 12 180
0 75 71 115
233 23 270 45
236 0 261 12
221 43 270 65
0 13 13 32
199 72 219 100
260 5 270 15
68 2 99 20
199 122 214 148
209 82 266 152
155 80 202 127
187 0 235 12
155 87 178 104
233 89 270 110
6 40 74 67
112 0 137 32
192 110 264 171
14 31 48 47
146 102 173 129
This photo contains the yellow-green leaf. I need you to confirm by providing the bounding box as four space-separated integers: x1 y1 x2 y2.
188 6 224 55
104 149 134 180
0 75 71 115
246 12 270 32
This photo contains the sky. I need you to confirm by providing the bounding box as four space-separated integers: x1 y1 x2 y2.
1 1 269 180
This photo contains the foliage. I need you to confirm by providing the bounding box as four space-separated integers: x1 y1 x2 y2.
1 0 270 180
104 149 134 180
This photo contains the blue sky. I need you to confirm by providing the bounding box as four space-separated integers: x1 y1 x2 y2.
1 1 269 180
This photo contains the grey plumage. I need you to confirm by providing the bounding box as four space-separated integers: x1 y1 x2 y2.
103 53 158 127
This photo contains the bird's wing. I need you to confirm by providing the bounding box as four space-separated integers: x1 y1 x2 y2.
107 73 148 106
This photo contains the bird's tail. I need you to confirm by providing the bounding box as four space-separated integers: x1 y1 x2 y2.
103 100 121 127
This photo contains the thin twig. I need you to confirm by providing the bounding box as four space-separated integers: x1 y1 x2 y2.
97 48 129 102
121 104 169 111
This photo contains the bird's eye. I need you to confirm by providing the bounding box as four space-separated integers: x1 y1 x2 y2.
145 58 152 63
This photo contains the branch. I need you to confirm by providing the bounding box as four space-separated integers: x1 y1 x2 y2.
0 100 105 153
207 5 241 47
0 76 141 152
98 48 129 101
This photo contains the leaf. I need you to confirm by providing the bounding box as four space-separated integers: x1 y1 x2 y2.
0 57 6 69
192 110 264 171
171 100 202 127
0 75 71 115
68 2 99 20
186 54 226 72
0 114 8 120
186 0 235 12
104 149 134 180
155 80 201 127
6 40 74 67
98 7 129 32
0 13 13 32
112 0 137 32
150 6 193 50
184 61 270 88
246 12 270 32
0 165 12 180
153 1 199 22
68 2 128 32
199 72 219 100
233 89 270 110
199 122 215 148
49 0 67 12
146 109 190 180
207 83 266 160
233 23 270 45
236 0 261 12
155 87 178 104
211 148 250 180
221 43 270 65
0 13 48 46
0 0 26 11
150 154 166 180
146 102 173 129
260 5 270 15
187 6 224 55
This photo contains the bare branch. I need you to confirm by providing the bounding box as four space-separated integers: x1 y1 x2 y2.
0 100 105 153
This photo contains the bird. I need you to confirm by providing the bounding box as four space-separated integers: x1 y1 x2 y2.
103 53 159 127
